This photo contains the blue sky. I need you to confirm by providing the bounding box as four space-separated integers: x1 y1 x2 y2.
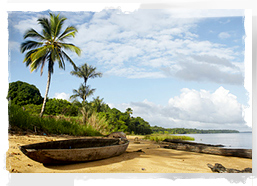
8 9 251 131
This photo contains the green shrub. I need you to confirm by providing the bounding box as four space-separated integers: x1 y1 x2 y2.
7 81 43 106
144 134 195 142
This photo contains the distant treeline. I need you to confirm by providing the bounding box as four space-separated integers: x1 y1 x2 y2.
151 126 239 134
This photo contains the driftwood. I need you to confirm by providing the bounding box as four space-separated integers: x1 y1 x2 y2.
161 139 252 159
207 163 252 173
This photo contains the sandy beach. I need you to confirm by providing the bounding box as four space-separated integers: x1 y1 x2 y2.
6 134 252 173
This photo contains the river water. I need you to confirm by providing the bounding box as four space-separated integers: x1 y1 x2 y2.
172 132 252 149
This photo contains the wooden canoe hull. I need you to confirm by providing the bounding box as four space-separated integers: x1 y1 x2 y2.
161 139 252 159
19 138 129 164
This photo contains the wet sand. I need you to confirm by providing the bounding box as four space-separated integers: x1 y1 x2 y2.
6 134 252 173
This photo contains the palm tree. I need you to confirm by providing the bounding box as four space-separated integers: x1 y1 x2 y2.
21 13 81 117
70 84 95 125
70 63 102 87
91 96 104 113
70 84 95 103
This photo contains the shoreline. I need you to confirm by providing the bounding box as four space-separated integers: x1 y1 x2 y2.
6 134 252 173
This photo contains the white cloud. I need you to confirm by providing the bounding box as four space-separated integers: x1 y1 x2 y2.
162 53 244 85
69 9 244 84
218 32 231 39
112 87 251 131
168 87 243 124
164 9 244 18
13 10 245 84
14 16 41 35
54 92 70 101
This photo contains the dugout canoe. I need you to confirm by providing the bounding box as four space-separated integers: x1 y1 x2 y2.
19 138 129 164
161 139 252 159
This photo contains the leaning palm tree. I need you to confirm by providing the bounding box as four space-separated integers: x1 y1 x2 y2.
21 13 81 117
70 63 102 87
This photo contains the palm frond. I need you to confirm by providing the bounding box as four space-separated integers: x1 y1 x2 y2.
29 56 45 72
20 40 44 53
50 13 67 39
30 46 50 63
61 51 77 69
70 68 83 78
23 28 45 40
38 17 51 40
23 49 37 64
59 43 81 56
55 47 65 70
58 26 78 41
90 72 103 78
40 55 48 75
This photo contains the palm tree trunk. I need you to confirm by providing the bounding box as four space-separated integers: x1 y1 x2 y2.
81 101 87 126
40 70 51 117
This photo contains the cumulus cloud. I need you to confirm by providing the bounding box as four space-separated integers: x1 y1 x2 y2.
168 87 243 124
54 92 70 101
112 87 250 131
68 9 244 85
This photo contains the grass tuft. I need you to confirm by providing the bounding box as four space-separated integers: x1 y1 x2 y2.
143 134 195 142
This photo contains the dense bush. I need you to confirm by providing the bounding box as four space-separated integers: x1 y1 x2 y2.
7 81 43 105
97 108 152 135
44 98 79 116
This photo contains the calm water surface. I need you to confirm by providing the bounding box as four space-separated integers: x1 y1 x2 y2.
173 133 252 149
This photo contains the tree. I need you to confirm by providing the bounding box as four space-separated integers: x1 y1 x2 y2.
70 63 102 88
125 108 133 116
91 96 104 113
7 81 43 106
70 84 95 125
70 63 102 125
20 13 81 117
44 98 78 116
70 84 95 103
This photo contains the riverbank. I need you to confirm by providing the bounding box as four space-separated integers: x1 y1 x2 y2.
6 134 252 173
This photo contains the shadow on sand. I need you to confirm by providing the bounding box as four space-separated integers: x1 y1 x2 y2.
43 150 143 170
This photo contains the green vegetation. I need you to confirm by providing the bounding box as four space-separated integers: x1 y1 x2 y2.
70 63 102 125
8 104 101 136
151 126 239 134
8 81 152 136
144 134 195 142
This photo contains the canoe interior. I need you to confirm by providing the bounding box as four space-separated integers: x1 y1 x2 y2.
20 138 122 150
